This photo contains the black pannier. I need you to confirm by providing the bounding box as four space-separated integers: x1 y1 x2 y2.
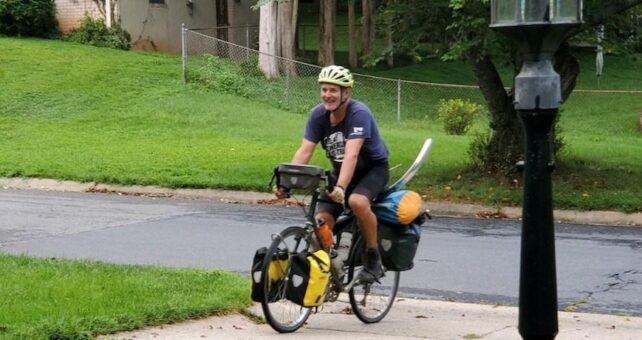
377 216 424 271
250 247 289 302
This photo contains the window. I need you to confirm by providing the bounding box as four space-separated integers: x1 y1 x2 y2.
150 0 166 6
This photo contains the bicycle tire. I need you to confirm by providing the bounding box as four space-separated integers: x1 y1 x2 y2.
260 226 313 333
347 236 400 323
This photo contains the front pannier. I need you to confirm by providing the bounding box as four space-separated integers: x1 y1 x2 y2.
251 247 289 302
286 250 331 307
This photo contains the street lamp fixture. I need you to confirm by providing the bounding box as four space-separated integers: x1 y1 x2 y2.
489 1 582 340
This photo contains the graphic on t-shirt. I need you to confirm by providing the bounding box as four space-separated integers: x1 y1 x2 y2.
324 131 345 162
350 127 364 137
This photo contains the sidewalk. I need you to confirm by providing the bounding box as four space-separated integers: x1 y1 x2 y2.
1 177 641 227
102 298 642 340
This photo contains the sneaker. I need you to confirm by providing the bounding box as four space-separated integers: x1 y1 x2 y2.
356 248 384 284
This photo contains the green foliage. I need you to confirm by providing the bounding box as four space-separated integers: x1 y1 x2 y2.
65 16 130 50
437 98 481 135
193 55 251 96
0 0 58 38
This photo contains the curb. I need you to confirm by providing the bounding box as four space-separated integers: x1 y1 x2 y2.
1 177 640 227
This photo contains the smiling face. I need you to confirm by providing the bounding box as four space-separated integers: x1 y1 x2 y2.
320 83 350 112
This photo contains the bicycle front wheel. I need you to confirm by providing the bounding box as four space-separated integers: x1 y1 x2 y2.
347 236 400 323
260 226 313 333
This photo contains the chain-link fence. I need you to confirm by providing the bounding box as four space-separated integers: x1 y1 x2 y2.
182 26 641 123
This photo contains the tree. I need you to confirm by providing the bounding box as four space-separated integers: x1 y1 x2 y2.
257 0 299 78
277 0 299 76
318 0 336 66
258 1 279 78
347 0 359 68
360 0 376 64
387 0 642 173
447 0 642 173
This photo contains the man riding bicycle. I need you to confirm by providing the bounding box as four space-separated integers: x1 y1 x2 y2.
275 65 389 284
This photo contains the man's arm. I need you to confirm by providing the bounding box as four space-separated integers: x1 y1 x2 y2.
292 138 317 164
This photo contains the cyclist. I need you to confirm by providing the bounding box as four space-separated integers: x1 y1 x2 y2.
275 65 389 283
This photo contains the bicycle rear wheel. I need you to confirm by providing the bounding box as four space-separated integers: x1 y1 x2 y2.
260 226 313 333
347 236 400 323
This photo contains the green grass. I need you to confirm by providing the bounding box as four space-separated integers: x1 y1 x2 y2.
0 37 641 212
0 254 250 339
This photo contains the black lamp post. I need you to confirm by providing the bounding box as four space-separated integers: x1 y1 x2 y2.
489 1 583 339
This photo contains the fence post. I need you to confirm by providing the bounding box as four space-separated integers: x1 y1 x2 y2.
181 23 187 84
397 79 401 122
245 25 250 59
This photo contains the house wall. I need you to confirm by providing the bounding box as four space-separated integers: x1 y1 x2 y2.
55 0 102 32
227 0 260 50
120 0 259 53
120 0 216 53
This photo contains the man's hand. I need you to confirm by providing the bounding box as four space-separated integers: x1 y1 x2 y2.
273 186 290 199
327 185 345 204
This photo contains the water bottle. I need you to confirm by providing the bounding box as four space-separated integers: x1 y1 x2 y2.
316 218 333 249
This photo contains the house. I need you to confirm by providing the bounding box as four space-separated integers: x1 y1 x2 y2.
55 0 259 53
55 0 102 32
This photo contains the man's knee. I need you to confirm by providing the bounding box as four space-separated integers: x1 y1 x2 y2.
348 193 371 214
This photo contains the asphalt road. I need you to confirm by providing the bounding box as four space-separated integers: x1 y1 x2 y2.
1 188 640 317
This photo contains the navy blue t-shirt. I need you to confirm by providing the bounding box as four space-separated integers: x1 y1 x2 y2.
304 100 388 173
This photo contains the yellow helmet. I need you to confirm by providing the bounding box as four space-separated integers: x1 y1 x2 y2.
318 65 354 88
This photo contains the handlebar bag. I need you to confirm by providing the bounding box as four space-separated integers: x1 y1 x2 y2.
275 163 324 190
286 250 331 307
378 217 423 271
251 247 289 303
373 190 423 225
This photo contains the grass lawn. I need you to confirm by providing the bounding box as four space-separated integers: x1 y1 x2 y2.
0 37 641 213
0 254 249 339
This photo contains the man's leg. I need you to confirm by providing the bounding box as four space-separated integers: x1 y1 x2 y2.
349 193 383 283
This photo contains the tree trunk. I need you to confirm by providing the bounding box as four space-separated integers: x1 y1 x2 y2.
554 42 580 102
468 43 582 172
318 0 336 66
277 0 298 76
259 1 279 79
360 0 376 65
467 49 524 173
348 0 358 68
385 11 393 68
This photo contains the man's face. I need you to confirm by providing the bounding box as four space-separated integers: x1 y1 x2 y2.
320 83 348 111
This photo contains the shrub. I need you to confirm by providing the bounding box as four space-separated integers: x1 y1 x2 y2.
65 16 130 50
437 98 481 135
0 0 58 38
193 55 250 97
